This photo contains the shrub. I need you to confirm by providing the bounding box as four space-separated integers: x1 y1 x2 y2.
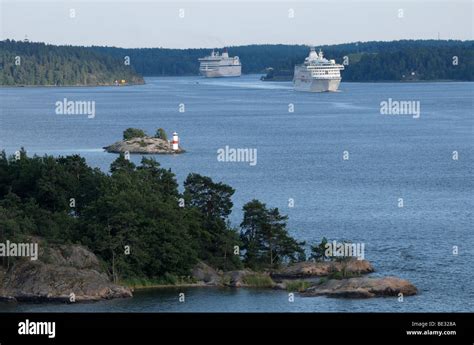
155 128 168 141
285 280 312 292
242 274 274 288
309 237 329 262
120 274 196 288
123 128 146 140
328 268 361 280
318 277 328 285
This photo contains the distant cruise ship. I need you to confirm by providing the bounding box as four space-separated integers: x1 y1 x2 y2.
293 47 344 92
198 48 241 78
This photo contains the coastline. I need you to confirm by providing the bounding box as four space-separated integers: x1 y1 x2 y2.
1 77 470 312
0 82 145 88
121 260 417 299
1 77 472 89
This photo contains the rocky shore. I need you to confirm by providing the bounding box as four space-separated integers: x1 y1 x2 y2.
301 276 417 298
0 244 132 303
104 136 184 154
0 245 417 303
269 260 375 279
190 260 417 299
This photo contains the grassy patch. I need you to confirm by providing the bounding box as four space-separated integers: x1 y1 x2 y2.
328 270 361 280
121 274 196 288
242 274 274 288
318 277 328 285
285 280 312 292
219 275 231 286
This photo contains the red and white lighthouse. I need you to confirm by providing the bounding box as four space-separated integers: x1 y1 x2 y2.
172 132 179 151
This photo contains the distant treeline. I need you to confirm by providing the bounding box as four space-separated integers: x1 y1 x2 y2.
1 39 473 85
0 40 144 86
91 40 474 81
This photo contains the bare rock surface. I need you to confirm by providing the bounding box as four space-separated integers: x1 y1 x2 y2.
301 276 417 298
223 270 255 287
191 261 221 285
271 259 374 279
104 137 184 154
0 244 132 302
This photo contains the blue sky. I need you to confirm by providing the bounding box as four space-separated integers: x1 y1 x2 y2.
1 0 472 48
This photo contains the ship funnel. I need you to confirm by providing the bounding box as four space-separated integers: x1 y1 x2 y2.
222 47 229 58
308 46 318 59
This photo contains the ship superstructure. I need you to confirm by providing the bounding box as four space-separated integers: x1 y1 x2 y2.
293 47 344 92
198 48 241 78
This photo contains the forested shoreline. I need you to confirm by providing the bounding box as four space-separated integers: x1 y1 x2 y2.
1 39 472 86
92 39 474 81
0 148 421 301
0 149 312 284
0 40 144 86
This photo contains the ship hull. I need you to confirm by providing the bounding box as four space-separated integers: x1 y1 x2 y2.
200 65 241 78
293 78 341 92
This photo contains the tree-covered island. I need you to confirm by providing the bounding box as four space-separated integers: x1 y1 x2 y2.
104 128 184 154
0 149 417 302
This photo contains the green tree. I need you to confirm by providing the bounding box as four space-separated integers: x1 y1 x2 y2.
183 173 241 270
309 237 329 262
81 156 198 281
110 153 136 175
184 173 234 220
240 200 305 269
122 128 146 140
154 128 168 141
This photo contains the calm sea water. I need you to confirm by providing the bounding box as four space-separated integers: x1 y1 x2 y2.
0 76 473 312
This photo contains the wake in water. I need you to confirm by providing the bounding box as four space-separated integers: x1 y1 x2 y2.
197 77 293 90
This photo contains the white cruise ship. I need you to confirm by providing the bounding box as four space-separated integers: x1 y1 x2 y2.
198 48 241 78
293 47 344 92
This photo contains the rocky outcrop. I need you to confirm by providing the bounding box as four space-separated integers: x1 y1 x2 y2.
226 270 276 288
0 244 132 302
223 270 254 288
191 262 221 285
301 277 417 298
271 259 374 280
190 263 275 288
190 264 254 288
104 137 184 154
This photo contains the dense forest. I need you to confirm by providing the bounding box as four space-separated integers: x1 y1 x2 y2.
0 148 308 283
1 39 472 85
92 40 474 81
0 40 144 86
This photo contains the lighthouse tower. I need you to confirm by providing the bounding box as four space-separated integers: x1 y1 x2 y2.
172 132 179 151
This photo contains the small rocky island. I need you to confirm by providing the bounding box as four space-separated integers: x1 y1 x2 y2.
0 151 417 305
104 127 184 154
192 260 417 299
